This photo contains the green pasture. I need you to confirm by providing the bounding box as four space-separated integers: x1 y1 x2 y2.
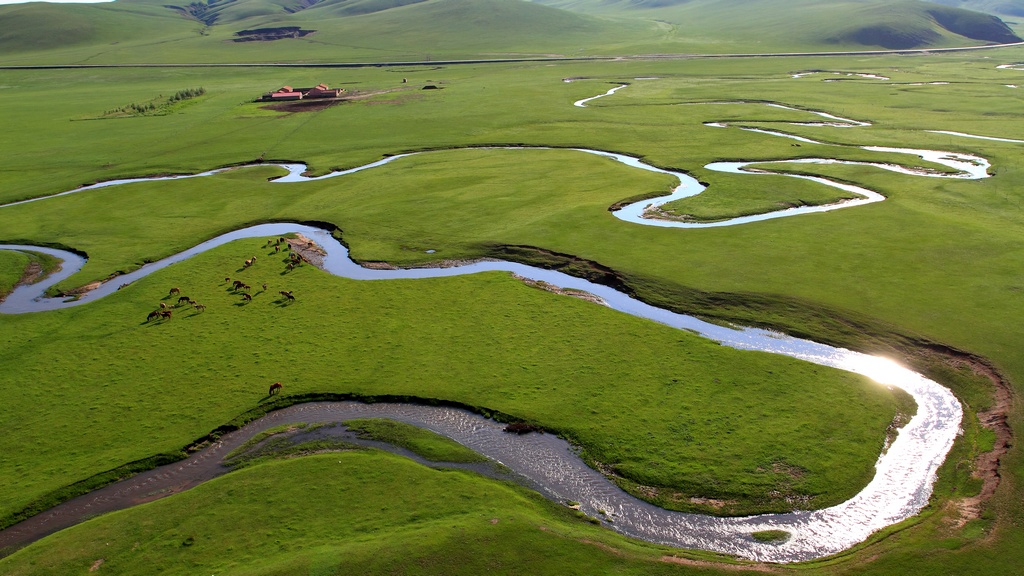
0 452 742 575
0 237 900 518
0 251 30 299
0 250 59 300
1 48 1024 573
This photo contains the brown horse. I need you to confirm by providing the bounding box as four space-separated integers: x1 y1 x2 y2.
169 287 180 296
193 303 206 312
177 296 191 305
269 381 283 395
147 310 161 322
242 293 252 302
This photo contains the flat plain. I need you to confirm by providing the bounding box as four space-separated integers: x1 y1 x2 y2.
0 11 1023 573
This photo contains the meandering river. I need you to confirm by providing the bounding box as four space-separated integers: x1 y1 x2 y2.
0 221 962 563
5 82 1008 561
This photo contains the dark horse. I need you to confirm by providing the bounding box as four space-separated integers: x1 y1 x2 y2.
268 381 283 396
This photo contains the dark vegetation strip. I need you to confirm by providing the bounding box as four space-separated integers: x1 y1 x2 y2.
0 392 543 532
1 40 1022 70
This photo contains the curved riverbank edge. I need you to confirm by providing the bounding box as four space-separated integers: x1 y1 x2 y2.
0 223 964 563
0 392 535 533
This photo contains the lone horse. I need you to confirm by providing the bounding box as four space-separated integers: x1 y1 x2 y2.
269 382 283 396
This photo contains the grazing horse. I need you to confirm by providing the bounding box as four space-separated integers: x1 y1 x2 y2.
193 303 206 312
169 287 180 296
269 382 283 396
232 280 244 290
177 296 191 306
241 283 251 292
225 277 231 283
159 310 173 320
147 310 162 322
242 293 252 302
280 291 295 301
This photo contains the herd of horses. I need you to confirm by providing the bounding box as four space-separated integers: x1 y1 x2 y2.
145 237 305 323
138 236 313 398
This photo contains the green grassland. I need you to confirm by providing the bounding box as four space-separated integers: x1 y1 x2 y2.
0 453 743 575
657 173 863 223
1 47 1024 574
0 237 901 518
0 249 60 300
0 251 30 299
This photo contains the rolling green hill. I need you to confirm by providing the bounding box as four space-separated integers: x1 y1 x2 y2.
0 0 662 63
0 0 1018 64
927 0 1024 18
0 1 196 55
535 0 1022 49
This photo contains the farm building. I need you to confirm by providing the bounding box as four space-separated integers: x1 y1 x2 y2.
262 83 344 101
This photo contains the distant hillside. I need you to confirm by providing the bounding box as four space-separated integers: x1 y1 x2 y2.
156 0 432 25
0 2 195 54
926 0 1024 18
0 0 1019 64
535 0 1021 49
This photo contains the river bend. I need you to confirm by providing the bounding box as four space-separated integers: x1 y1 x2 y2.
0 222 962 563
